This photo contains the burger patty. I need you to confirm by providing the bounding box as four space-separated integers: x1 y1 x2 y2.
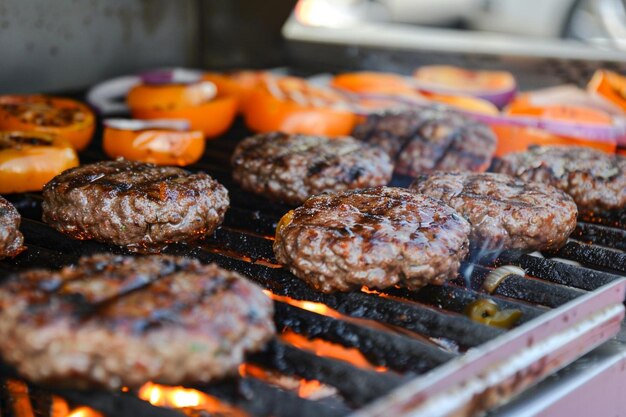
231 132 393 205
352 107 496 177
273 186 470 293
0 253 274 389
411 172 578 251
42 160 229 253
492 146 626 212
0 196 24 259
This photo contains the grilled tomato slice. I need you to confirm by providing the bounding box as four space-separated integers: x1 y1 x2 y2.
243 76 357 136
588 69 626 113
0 131 79 193
0 95 95 151
331 71 415 95
128 80 237 139
203 70 268 113
102 119 205 166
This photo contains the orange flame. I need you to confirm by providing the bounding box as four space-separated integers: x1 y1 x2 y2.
66 406 104 417
5 380 34 417
239 364 336 400
262 290 342 318
138 382 246 416
281 331 387 372
298 379 323 398
361 286 380 294
50 396 70 417
3 381 96 417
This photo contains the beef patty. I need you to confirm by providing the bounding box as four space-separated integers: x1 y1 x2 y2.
0 253 274 389
0 196 24 259
411 172 578 251
42 160 229 253
352 107 496 177
273 186 470 293
492 146 626 212
231 132 393 205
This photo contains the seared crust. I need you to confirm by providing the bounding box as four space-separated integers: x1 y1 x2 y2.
0 254 274 389
352 107 496 177
0 196 24 259
411 172 578 251
273 186 470 293
42 160 229 253
231 132 393 205
492 146 626 212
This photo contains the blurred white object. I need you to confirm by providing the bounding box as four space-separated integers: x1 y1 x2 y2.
288 0 626 56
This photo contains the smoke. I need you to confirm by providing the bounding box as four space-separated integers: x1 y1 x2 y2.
461 238 506 288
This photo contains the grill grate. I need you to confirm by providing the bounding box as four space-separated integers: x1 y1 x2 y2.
1 119 625 417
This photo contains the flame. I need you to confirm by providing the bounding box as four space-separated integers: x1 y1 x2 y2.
50 397 70 417
3 382 99 417
239 364 336 400
203 247 281 268
281 331 387 372
262 290 342 318
5 380 34 417
66 407 104 417
361 286 380 294
138 382 246 416
298 379 323 398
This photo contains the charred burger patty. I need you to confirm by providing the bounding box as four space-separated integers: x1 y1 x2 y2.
273 186 470 293
493 146 626 212
42 160 229 253
0 196 24 259
352 107 496 177
231 132 393 205
411 172 578 251
0 253 274 389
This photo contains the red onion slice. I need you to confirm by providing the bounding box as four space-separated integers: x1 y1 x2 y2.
412 66 517 108
139 68 204 85
104 118 190 132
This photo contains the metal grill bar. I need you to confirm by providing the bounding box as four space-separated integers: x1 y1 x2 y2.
53 390 181 417
551 241 626 274
198 377 351 417
248 339 403 406
0 360 351 417
574 222 626 252
580 210 626 230
1 244 79 275
465 265 586 308
274 302 455 374
382 283 546 324
223 207 278 237
497 252 620 291
210 228 276 263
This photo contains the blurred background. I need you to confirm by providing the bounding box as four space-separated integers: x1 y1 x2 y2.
1 0 625 93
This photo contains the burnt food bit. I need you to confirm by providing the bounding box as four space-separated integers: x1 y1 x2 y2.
0 196 25 259
42 160 229 253
352 106 497 177
231 132 393 205
273 186 470 293
0 253 275 389
411 172 578 251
